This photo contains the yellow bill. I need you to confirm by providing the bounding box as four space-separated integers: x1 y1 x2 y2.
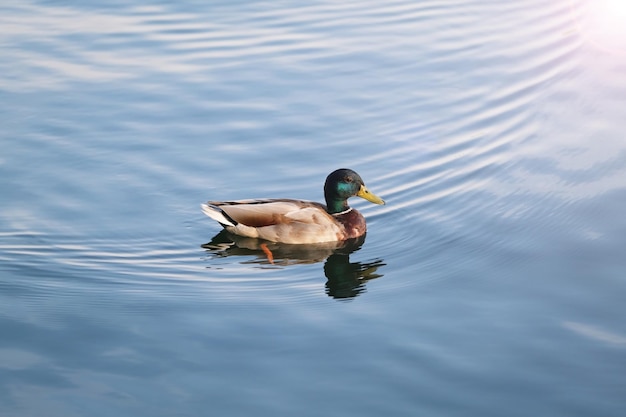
357 184 385 205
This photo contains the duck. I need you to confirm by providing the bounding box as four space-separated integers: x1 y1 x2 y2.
201 168 385 244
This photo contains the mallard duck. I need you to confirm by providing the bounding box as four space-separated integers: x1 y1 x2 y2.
201 168 385 244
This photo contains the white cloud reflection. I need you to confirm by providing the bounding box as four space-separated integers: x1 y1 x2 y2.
563 321 626 347
0 3 219 90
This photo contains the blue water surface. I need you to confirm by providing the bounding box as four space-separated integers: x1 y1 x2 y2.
1 0 626 416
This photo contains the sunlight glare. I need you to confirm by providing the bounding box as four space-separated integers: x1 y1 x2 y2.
579 0 626 53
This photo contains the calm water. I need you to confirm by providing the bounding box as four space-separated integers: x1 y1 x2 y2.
2 0 626 416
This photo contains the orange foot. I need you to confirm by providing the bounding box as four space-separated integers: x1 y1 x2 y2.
260 243 274 264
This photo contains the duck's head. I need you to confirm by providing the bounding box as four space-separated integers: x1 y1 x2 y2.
324 168 385 214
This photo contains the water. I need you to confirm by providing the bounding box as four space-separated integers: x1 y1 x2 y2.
2 0 626 415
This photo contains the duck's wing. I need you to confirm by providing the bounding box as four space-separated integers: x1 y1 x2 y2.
203 199 326 226
202 199 343 243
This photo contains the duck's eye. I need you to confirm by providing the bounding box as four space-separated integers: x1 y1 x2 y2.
345 177 353 183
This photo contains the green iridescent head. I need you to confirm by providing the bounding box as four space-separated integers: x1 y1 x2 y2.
323 168 385 214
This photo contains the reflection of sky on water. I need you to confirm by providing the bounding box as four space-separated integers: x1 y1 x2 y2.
6 0 624 92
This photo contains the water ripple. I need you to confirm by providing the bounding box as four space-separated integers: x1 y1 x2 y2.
1 0 624 300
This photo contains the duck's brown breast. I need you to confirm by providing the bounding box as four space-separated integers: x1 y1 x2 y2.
334 209 367 240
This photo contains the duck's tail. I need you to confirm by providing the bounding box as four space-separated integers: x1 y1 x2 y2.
201 203 237 227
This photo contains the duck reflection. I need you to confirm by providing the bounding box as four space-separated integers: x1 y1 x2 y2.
202 230 385 299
